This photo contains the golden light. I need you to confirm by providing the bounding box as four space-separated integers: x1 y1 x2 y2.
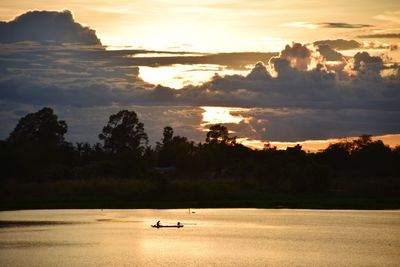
239 134 400 152
139 65 249 89
201 106 250 127
2 1 398 52
128 53 203 58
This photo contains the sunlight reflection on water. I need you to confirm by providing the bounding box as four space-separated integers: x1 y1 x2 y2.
0 209 399 267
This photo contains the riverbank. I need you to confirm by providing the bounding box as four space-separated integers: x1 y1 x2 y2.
1 196 399 211
1 178 399 211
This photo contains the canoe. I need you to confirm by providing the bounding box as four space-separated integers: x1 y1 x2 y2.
151 225 184 228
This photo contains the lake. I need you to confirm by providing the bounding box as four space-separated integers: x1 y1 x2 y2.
0 209 399 266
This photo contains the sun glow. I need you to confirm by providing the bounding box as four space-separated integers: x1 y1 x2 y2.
2 1 400 152
2 1 400 52
128 53 203 58
139 65 249 89
201 106 250 127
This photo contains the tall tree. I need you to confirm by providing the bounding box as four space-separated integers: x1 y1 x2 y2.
205 124 235 145
162 126 174 145
156 126 195 168
7 107 67 146
99 110 148 155
5 107 71 179
156 126 174 151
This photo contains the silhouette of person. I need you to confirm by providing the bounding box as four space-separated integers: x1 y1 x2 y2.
177 222 181 226
156 220 160 227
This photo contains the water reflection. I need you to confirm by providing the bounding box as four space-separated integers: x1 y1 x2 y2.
0 209 399 266
0 240 93 249
0 220 83 228
96 218 142 223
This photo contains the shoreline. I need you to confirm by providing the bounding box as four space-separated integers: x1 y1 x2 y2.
2 197 399 211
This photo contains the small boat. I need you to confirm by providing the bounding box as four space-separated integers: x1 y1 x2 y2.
151 224 184 228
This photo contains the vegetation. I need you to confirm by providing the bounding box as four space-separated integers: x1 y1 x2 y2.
1 107 399 210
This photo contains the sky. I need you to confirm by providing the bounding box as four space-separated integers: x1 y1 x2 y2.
0 1 400 150
1 0 400 51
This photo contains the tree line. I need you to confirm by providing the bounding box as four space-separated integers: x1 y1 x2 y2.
1 107 399 198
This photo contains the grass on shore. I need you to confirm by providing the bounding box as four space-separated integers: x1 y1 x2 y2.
1 177 399 210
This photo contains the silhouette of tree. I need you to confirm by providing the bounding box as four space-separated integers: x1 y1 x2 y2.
156 126 174 151
162 126 174 145
2 106 399 204
205 124 236 145
99 110 148 155
156 126 195 169
98 110 148 177
263 142 277 151
4 107 71 180
7 107 67 146
325 140 352 155
352 134 373 152
75 142 94 159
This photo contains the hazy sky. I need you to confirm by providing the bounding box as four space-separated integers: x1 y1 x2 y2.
1 0 400 51
0 1 399 150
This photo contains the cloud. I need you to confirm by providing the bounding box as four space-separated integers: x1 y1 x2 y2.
319 22 372 28
357 33 400 38
0 10 101 45
279 43 315 71
374 12 400 24
171 43 400 140
316 44 344 61
313 39 361 50
282 22 372 29
0 22 399 144
0 10 398 145
246 62 271 80
125 52 277 69
231 108 400 142
313 39 397 53
281 22 319 29
352 52 384 73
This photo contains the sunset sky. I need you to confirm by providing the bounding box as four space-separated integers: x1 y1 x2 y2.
1 0 400 51
0 0 399 150
0 0 400 52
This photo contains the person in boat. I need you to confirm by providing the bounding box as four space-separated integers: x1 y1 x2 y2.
156 220 160 227
177 222 181 227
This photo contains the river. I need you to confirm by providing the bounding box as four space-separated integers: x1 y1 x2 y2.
0 209 399 266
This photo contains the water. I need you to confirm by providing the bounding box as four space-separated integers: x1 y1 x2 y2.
0 209 399 266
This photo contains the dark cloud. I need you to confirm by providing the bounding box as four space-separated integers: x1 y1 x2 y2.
352 52 384 74
232 108 400 142
179 58 396 111
119 51 277 69
0 11 397 144
170 43 400 141
0 33 399 143
279 43 314 71
357 33 400 39
316 44 344 61
246 62 271 80
313 39 361 50
0 10 101 45
319 22 372 29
